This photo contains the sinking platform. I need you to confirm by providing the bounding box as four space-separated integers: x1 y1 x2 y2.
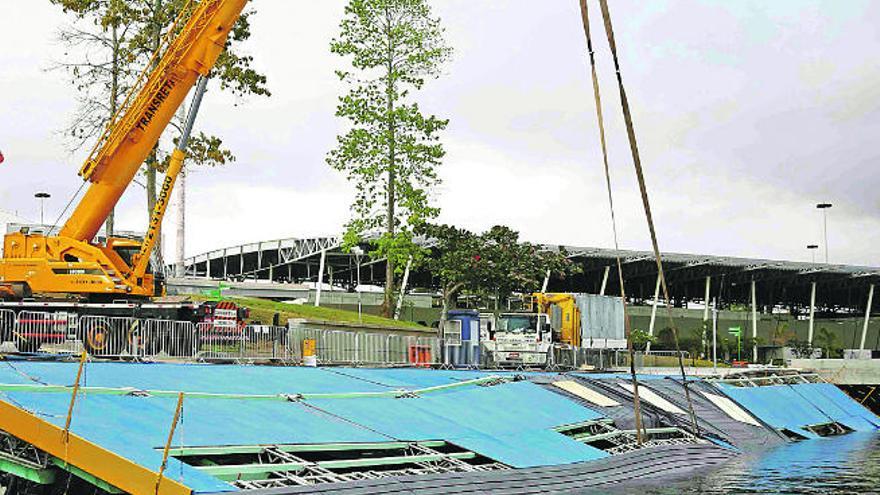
0 363 877 494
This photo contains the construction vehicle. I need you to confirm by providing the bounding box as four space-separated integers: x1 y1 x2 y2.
480 293 579 368
0 1 250 349
481 292 624 367
481 312 553 367
531 292 582 348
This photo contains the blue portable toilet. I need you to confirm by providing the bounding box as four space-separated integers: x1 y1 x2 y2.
445 309 481 366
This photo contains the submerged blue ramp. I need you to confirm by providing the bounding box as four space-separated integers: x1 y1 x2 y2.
307 380 609 468
0 362 610 492
716 383 879 437
792 383 880 431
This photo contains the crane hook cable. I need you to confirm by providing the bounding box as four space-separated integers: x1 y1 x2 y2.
595 0 701 435
576 0 646 444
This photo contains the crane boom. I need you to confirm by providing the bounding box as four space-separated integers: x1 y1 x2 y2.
61 0 248 242
0 0 247 301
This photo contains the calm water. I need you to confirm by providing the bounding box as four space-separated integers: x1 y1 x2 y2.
646 432 880 494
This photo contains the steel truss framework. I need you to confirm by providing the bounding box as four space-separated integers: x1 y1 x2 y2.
171 440 509 490
705 369 825 387
0 429 53 484
555 419 704 455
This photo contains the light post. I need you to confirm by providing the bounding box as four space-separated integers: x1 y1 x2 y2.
351 246 364 323
34 192 50 225
816 203 832 263
712 297 718 373
806 244 819 263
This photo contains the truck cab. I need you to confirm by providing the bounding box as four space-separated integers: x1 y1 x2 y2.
481 312 552 367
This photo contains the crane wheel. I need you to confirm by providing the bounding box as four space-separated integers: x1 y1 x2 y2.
84 323 121 355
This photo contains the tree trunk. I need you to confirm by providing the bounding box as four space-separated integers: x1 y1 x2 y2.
382 6 396 317
439 291 449 338
104 17 120 239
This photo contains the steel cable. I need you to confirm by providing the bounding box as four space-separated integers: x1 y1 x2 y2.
576 0 647 443
596 0 701 435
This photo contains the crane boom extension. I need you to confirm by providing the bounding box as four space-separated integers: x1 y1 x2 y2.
62 0 248 242
0 0 247 301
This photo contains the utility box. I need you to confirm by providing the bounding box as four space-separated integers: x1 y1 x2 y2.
444 309 481 366
576 294 626 349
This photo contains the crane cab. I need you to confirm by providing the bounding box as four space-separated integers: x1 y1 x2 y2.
0 226 158 301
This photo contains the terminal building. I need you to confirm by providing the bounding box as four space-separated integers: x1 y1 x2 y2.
174 236 880 353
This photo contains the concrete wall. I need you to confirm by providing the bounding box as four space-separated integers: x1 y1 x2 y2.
625 306 880 351
790 358 880 385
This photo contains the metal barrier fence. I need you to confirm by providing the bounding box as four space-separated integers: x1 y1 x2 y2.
0 310 700 371
0 309 14 347
0 310 441 367
288 326 439 366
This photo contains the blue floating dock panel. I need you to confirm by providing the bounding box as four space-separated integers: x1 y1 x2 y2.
452 430 608 468
716 383 880 437
716 384 829 437
791 383 880 431
308 380 607 468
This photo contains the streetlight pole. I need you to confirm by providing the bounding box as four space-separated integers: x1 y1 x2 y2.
807 244 818 264
712 297 718 373
816 203 832 263
34 192 51 225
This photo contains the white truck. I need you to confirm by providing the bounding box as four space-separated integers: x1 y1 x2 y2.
480 312 553 367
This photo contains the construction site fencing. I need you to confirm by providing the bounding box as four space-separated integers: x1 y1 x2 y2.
287 326 440 366
0 309 14 348
0 310 441 367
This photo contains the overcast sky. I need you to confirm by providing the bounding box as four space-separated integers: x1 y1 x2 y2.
1 1 878 267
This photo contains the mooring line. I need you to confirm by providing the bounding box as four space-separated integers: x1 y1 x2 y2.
596 0 701 435
576 0 647 444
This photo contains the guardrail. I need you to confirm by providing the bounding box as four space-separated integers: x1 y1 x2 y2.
0 310 441 367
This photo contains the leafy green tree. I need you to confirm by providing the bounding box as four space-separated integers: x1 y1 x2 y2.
328 0 452 315
477 226 577 312
787 338 815 359
680 327 704 364
418 223 482 327
771 321 795 346
813 327 842 358
630 329 656 352
50 0 141 235
50 0 268 247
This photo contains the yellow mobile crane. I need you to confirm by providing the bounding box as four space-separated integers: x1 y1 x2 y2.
0 0 247 302
531 293 582 347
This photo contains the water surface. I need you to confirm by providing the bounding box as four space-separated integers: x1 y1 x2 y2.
647 432 880 494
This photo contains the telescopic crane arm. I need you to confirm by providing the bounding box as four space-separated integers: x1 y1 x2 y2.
61 0 248 242
0 0 247 300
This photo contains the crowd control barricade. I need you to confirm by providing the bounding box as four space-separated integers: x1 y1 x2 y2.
139 319 197 358
195 322 245 361
14 311 72 353
79 315 140 357
240 324 290 362
0 309 15 347
0 309 443 367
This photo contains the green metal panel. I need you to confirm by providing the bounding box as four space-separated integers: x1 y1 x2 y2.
0 457 55 485
51 458 124 494
167 440 448 457
198 451 477 481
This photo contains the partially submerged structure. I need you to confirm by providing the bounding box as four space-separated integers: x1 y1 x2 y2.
0 363 876 494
